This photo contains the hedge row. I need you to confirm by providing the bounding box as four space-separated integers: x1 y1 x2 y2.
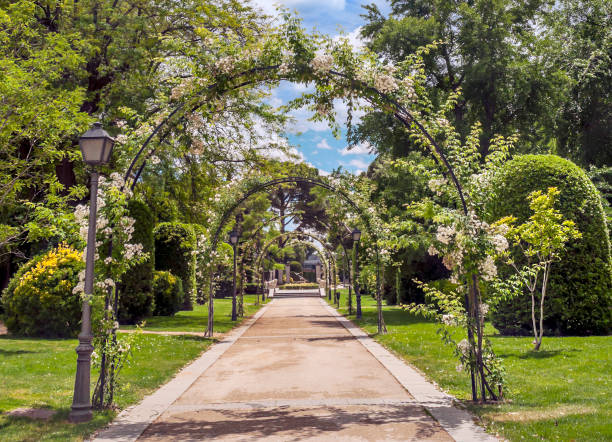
154 222 197 311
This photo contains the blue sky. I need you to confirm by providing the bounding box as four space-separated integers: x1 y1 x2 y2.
252 0 390 175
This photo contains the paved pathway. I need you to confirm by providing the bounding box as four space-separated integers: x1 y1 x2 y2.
95 296 495 441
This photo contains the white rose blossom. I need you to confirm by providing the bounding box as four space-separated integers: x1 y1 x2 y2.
457 339 470 357
310 53 334 74
374 73 398 93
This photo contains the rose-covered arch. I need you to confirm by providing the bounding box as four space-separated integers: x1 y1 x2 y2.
200 176 381 336
114 20 491 400
231 211 349 301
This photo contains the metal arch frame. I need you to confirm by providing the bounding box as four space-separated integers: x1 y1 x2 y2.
251 230 336 292
253 236 335 299
231 210 352 306
118 59 487 400
122 66 468 215
201 176 384 336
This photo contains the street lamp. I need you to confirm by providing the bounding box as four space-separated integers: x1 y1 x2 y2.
352 228 362 319
69 122 115 423
229 229 239 321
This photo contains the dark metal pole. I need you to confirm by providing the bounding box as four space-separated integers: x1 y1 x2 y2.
231 242 237 321
355 240 362 319
69 170 98 422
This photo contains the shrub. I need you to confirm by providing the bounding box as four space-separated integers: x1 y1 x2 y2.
152 271 184 316
119 199 155 323
487 155 612 335
1 245 85 337
154 222 196 310
245 282 262 294
290 261 302 273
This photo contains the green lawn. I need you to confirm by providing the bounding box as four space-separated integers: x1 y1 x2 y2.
0 297 265 441
121 295 266 333
329 289 612 442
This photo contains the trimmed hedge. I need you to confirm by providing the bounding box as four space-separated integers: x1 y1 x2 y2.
487 155 612 335
154 222 196 310
1 245 84 337
152 271 184 316
119 199 155 323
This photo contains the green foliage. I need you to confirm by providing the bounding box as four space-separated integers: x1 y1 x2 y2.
154 223 196 310
289 260 302 273
1 245 84 337
119 199 155 323
487 155 612 335
152 271 184 316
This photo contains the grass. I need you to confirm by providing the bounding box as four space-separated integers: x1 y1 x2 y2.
328 289 612 441
0 296 266 441
121 295 266 333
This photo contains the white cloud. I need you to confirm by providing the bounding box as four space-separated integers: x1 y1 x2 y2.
333 27 366 50
348 158 370 169
339 141 371 156
316 139 333 150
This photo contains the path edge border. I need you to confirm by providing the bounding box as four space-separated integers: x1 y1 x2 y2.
90 301 274 442
320 299 498 442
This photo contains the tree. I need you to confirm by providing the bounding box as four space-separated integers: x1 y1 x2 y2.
359 0 565 155
550 0 611 168
498 187 582 350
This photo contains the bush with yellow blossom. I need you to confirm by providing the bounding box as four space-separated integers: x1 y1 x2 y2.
1 244 85 337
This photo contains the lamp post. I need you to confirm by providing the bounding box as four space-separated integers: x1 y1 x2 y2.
352 228 362 319
229 229 239 321
69 123 114 423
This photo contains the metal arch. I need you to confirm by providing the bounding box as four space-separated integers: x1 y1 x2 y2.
201 176 383 335
121 60 482 399
122 66 468 214
229 210 351 303
254 236 335 296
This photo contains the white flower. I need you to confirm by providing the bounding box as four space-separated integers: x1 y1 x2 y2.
374 73 398 93
442 314 456 326
215 56 235 74
104 278 115 288
115 134 128 144
110 172 124 188
309 53 334 74
436 225 455 245
428 178 447 196
491 234 508 253
427 245 438 256
457 339 470 356
479 256 497 281
104 257 113 265
150 155 161 165
278 62 291 75
480 302 490 318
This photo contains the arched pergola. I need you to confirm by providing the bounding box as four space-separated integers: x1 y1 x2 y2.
110 39 488 401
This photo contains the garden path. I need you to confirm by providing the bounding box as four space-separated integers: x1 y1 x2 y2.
95 295 495 441
137 296 451 441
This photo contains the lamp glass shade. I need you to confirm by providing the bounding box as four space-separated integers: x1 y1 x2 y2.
79 122 115 166
229 230 239 245
352 228 362 242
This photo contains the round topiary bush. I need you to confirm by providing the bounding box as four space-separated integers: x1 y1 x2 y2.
119 199 156 324
1 245 85 337
487 155 612 335
152 271 184 316
154 222 196 310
